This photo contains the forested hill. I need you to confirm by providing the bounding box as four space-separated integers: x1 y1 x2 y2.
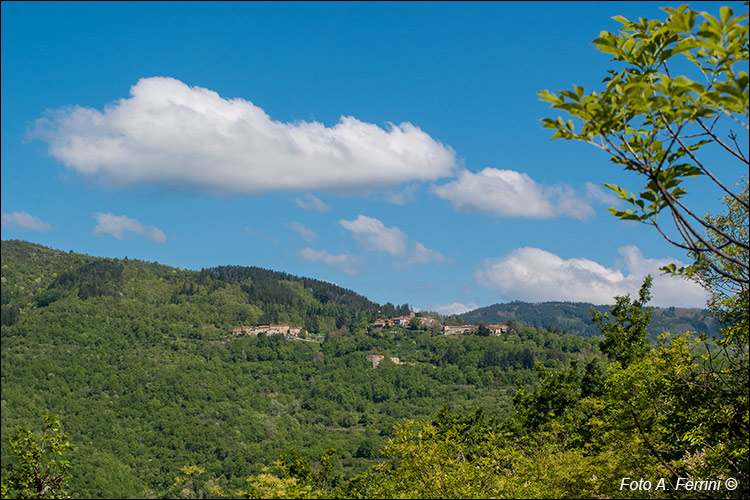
462 300 719 340
2 239 716 340
0 239 410 332
1 239 602 497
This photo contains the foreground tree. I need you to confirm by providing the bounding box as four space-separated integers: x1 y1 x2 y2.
686 179 749 349
539 4 748 495
236 448 340 499
539 4 748 289
592 274 653 367
1 415 72 499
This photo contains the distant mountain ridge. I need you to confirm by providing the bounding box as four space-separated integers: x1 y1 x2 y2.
2 240 720 340
462 300 719 340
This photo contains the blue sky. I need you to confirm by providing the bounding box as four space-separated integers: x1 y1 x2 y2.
2 1 745 313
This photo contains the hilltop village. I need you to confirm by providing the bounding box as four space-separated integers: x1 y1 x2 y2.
232 311 510 339
231 313 511 368
371 312 509 336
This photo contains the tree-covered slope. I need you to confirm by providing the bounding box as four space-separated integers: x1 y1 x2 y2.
463 300 718 340
1 240 600 498
1 239 406 334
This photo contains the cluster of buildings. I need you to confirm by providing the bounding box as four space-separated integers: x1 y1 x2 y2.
232 324 304 337
372 312 438 328
370 312 509 337
232 317 509 340
365 322 510 368
442 324 509 336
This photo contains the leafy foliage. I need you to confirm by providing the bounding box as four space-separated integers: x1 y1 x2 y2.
684 180 749 350
593 274 653 367
539 4 749 289
532 7 749 493
1 415 72 499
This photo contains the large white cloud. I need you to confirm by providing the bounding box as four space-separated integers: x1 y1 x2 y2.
94 212 167 243
433 168 594 220
475 245 710 307
32 77 457 195
1 211 53 232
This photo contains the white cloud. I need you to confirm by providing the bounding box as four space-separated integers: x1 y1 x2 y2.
427 302 479 316
338 214 449 265
339 215 408 257
94 212 167 243
407 242 450 265
287 222 316 243
300 247 359 276
295 194 331 213
32 77 457 195
1 211 53 232
433 168 594 220
475 245 710 308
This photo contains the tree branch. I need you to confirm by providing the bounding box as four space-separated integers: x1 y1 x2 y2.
660 115 748 209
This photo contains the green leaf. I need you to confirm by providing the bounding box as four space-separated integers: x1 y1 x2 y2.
611 14 630 25
720 6 733 25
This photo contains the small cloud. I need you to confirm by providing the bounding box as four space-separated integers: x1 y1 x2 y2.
428 302 479 316
475 245 709 307
94 212 167 243
1 211 53 232
295 194 331 213
339 214 448 266
433 168 593 220
406 241 450 265
339 215 408 257
287 221 316 243
300 247 359 276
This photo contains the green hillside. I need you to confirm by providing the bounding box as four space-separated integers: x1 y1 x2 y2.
0 239 407 334
1 240 600 498
462 300 719 340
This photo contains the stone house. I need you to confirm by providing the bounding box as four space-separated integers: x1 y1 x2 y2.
488 324 509 335
442 325 478 335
